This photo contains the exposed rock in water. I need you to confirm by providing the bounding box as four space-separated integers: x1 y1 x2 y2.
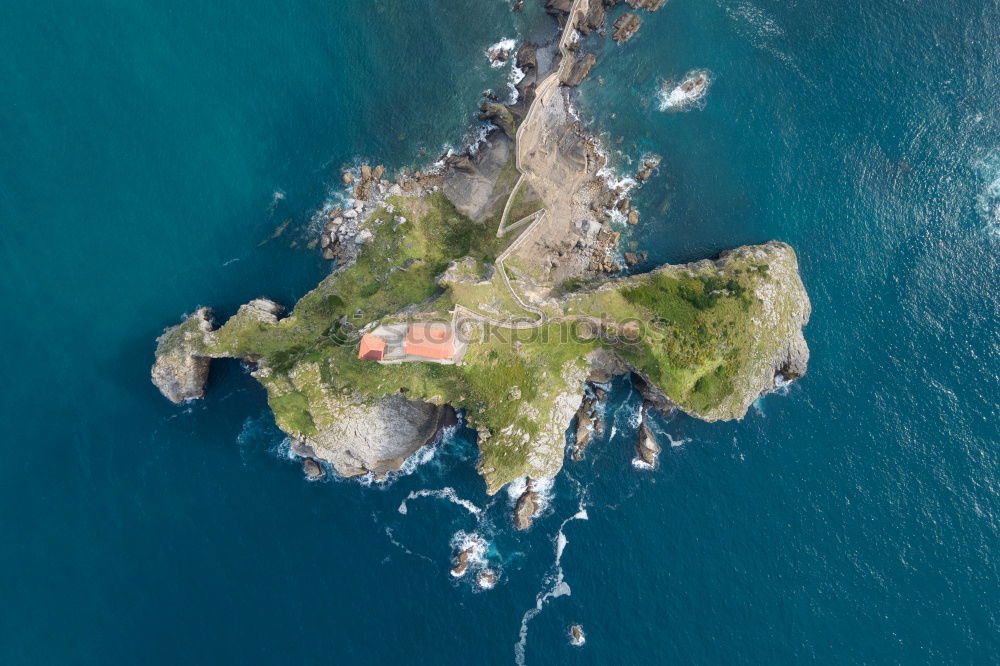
513 41 540 103
513 484 540 530
624 251 639 266
577 0 606 34
626 0 668 9
612 12 642 42
560 52 598 87
544 0 573 25
476 569 498 589
352 163 385 201
451 547 472 577
150 307 215 403
302 457 324 480
636 413 661 466
569 624 586 646
628 207 639 224
572 394 596 460
637 154 661 181
341 170 354 186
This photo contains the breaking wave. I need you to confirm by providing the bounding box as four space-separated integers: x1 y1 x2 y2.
485 38 516 68
514 503 589 666
658 70 712 112
398 487 481 516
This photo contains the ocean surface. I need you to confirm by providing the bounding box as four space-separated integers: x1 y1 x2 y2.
1 0 997 663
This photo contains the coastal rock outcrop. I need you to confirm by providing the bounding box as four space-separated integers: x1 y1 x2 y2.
442 128 517 222
612 12 642 43
272 385 446 479
302 457 325 480
513 484 540 530
577 1 606 34
560 52 598 87
635 412 660 466
478 101 517 140
151 308 214 403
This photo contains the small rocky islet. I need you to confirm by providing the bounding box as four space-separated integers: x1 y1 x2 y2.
151 0 810 524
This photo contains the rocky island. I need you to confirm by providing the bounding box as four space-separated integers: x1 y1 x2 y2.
152 0 810 510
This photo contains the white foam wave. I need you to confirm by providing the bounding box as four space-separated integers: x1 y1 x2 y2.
385 527 436 565
449 530 492 581
631 457 655 470
667 433 690 448
506 476 556 518
485 38 516 68
514 504 588 665
658 70 712 112
507 62 526 104
355 442 439 489
398 487 481 516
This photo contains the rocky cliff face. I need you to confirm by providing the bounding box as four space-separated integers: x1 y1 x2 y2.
150 307 214 403
283 390 447 478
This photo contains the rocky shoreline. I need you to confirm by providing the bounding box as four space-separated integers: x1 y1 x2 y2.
150 0 811 522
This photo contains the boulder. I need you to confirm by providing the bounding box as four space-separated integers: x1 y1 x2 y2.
341 171 354 186
628 207 639 224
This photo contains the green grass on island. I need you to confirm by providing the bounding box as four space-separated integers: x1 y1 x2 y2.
169 185 803 490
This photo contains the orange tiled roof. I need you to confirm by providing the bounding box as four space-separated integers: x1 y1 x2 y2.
358 333 386 361
403 323 454 360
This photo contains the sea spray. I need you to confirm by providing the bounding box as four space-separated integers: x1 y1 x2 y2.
658 70 712 112
398 488 482 516
485 39 516 68
514 503 589 666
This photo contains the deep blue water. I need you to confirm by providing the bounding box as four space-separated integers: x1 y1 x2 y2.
1 1 997 664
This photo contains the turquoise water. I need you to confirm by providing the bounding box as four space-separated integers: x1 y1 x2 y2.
1 0 997 663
